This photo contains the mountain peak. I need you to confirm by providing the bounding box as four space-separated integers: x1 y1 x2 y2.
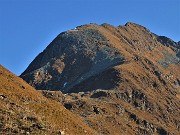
20 22 179 93
10 22 180 134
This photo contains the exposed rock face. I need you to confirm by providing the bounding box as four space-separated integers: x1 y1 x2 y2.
157 36 180 58
21 24 124 92
21 22 180 134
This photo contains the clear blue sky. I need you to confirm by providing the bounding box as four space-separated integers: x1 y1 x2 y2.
0 0 179 75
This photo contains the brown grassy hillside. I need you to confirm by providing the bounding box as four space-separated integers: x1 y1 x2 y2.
0 65 97 135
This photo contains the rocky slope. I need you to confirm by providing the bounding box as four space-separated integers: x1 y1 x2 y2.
20 22 180 134
0 65 97 135
21 24 125 93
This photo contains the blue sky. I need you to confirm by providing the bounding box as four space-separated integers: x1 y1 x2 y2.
0 0 179 75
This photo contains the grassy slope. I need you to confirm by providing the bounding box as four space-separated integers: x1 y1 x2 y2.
0 65 97 135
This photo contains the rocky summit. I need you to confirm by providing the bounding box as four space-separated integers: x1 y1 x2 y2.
19 22 180 134
20 24 125 93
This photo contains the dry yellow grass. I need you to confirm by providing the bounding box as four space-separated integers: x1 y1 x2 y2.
0 65 97 135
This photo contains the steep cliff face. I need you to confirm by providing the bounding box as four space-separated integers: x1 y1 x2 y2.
20 22 180 134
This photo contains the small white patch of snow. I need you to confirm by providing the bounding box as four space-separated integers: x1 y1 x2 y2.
63 82 67 87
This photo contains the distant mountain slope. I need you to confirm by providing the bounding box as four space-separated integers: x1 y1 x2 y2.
0 65 96 134
20 22 180 134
